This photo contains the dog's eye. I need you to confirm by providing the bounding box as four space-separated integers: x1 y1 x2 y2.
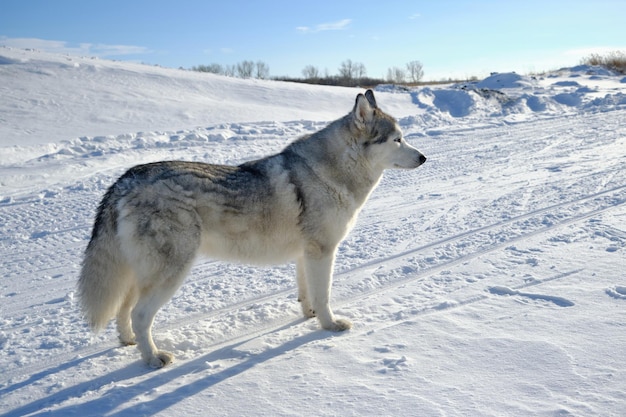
393 137 402 143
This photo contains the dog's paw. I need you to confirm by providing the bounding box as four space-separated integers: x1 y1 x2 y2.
323 318 352 332
147 351 174 368
299 299 316 318
301 306 316 318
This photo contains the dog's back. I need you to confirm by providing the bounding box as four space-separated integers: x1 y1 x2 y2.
78 158 304 331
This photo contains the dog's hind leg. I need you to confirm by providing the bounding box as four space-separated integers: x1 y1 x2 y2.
303 253 352 332
131 262 193 368
296 257 315 318
116 285 138 345
119 207 201 368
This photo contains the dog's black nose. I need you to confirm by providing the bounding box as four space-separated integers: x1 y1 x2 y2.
419 154 427 164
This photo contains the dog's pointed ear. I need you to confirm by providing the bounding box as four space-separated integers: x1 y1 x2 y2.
353 93 374 129
365 89 378 109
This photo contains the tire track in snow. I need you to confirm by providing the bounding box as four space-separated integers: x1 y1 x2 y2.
356 162 626 266
333 194 622 315
340 182 625 279
339 268 584 342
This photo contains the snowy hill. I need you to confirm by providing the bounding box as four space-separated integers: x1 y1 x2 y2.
0 47 418 148
1 47 625 416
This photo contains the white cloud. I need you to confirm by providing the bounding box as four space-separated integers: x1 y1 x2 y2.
0 37 151 57
297 19 351 34
409 13 421 19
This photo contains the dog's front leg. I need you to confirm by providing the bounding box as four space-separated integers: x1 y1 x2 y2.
296 257 315 318
303 254 352 332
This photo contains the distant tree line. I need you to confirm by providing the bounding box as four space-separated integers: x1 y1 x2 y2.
192 60 270 79
191 59 425 86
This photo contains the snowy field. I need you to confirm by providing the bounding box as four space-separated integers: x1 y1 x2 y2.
1 47 626 416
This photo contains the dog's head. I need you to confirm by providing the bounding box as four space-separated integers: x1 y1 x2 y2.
352 90 426 170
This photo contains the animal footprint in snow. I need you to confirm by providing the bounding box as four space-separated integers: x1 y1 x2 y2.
379 356 409 373
606 286 626 300
375 344 409 373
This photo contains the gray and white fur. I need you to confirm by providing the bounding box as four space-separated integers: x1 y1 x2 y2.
78 90 426 368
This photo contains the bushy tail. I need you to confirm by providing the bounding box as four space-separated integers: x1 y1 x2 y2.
78 197 131 331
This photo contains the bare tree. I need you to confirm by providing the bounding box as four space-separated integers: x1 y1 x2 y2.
387 67 406 83
302 65 320 79
339 59 355 80
339 59 367 82
224 64 236 77
354 62 367 80
237 60 255 78
406 60 424 83
255 61 270 79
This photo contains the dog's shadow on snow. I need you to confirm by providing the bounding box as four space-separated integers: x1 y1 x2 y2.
5 320 333 417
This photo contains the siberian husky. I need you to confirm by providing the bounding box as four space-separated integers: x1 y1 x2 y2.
78 90 426 367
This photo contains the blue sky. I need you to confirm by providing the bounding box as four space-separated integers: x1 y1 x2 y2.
2 0 625 80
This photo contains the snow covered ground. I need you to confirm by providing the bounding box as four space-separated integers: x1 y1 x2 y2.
1 47 625 416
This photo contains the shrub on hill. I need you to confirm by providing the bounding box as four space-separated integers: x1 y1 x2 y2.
581 51 626 74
